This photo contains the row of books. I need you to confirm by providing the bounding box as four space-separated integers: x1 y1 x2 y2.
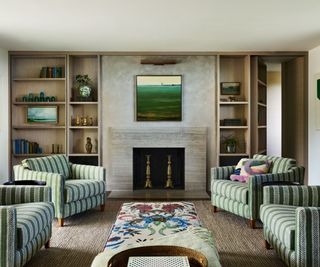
13 139 43 154
40 67 64 78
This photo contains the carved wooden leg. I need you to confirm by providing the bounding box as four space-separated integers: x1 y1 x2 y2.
58 218 64 227
213 206 218 213
45 240 50 249
100 204 105 212
249 219 256 229
264 240 271 249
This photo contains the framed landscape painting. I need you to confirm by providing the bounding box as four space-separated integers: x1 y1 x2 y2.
136 75 182 121
26 106 58 123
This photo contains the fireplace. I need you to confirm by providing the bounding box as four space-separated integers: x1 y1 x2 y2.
133 148 185 190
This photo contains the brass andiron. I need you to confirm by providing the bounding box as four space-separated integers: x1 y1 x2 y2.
144 155 152 189
165 155 174 189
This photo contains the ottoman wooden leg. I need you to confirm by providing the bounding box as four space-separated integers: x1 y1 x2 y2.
264 240 271 249
58 218 64 227
45 240 50 249
213 206 218 213
100 204 105 212
249 219 256 229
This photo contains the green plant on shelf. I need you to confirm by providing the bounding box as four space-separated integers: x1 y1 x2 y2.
222 135 237 153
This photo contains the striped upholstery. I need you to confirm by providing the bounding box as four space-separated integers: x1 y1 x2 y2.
253 154 296 174
22 154 70 179
261 185 320 267
14 156 106 221
211 154 305 222
15 202 54 249
260 204 296 250
0 186 53 267
212 180 248 204
65 179 105 203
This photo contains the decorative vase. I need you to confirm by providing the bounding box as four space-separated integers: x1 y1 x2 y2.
226 144 236 153
79 85 92 100
85 137 92 154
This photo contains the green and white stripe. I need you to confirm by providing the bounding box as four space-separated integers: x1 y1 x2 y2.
22 154 70 179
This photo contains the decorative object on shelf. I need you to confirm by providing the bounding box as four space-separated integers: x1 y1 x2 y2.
20 91 56 102
13 139 43 154
71 115 97 126
220 82 241 95
223 118 243 126
39 66 64 78
85 137 93 154
144 155 152 188
136 75 182 121
89 117 93 126
165 155 174 189
223 136 237 153
27 106 58 124
75 74 93 101
82 116 88 126
51 144 62 154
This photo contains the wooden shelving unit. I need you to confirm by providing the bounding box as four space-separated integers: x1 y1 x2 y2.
251 57 267 155
67 54 101 166
9 53 102 171
217 55 251 166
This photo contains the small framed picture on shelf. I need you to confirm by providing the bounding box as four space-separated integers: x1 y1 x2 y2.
26 106 58 124
221 82 241 95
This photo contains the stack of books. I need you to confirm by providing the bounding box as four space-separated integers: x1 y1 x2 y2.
13 139 43 154
40 67 64 78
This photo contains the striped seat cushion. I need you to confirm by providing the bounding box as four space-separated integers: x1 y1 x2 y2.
22 154 70 179
212 179 248 204
65 179 105 203
15 202 54 249
260 204 296 250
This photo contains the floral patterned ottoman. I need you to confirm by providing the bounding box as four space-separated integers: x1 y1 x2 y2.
91 202 221 267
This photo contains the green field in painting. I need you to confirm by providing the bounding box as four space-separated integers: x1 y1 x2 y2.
137 85 182 121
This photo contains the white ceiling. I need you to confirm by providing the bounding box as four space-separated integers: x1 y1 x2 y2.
0 0 320 52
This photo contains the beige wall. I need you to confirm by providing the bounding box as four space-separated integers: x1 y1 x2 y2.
101 56 217 190
309 46 320 185
0 48 8 182
267 71 281 156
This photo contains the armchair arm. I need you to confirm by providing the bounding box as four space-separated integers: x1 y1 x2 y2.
263 185 320 206
248 168 304 220
13 165 64 218
0 185 51 205
296 207 320 267
69 163 106 181
211 166 235 181
0 206 16 267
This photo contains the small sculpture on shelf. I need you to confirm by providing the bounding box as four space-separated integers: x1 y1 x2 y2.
85 137 93 154
71 115 96 126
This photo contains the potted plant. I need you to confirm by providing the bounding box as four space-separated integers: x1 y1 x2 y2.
223 136 237 153
75 74 92 100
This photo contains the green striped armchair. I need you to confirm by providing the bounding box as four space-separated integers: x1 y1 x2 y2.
211 154 305 228
0 185 54 267
13 154 106 227
261 185 320 267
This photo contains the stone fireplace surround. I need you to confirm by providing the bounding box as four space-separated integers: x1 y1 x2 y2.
108 127 207 191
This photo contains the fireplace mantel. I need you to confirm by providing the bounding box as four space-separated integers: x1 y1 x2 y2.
108 127 207 191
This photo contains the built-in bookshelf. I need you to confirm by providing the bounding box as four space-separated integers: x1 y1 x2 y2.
9 53 101 172
217 55 251 166
251 57 267 155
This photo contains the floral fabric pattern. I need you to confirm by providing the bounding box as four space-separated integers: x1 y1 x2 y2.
105 202 202 250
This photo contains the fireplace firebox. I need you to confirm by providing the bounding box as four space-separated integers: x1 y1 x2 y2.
133 148 185 190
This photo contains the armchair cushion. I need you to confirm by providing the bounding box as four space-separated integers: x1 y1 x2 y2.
253 154 296 174
22 154 70 179
212 179 248 204
65 179 105 203
15 202 54 249
260 204 296 250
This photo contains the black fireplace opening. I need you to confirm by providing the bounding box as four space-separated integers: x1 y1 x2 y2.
133 148 185 190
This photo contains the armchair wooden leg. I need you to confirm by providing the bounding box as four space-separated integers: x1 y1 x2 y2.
264 240 271 249
58 218 64 227
100 204 105 212
249 219 256 229
45 240 50 249
213 206 218 213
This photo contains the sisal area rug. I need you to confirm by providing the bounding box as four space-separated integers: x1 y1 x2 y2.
25 200 286 267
